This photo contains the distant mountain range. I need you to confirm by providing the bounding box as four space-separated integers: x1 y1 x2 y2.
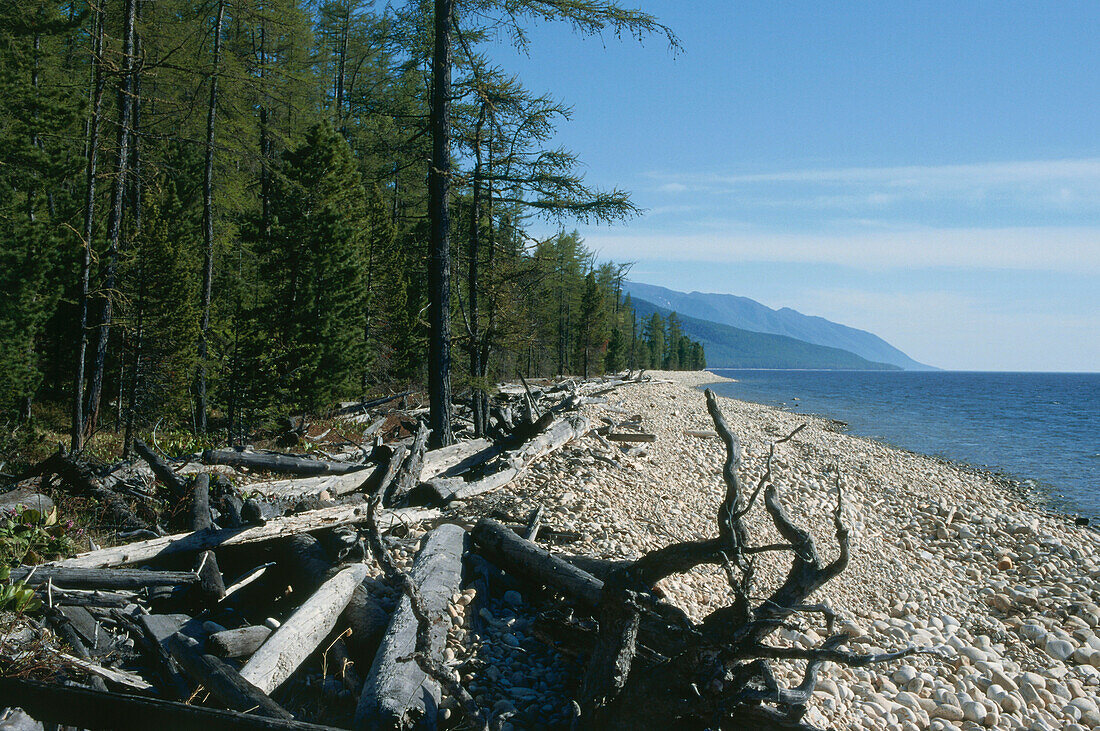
625 281 935 371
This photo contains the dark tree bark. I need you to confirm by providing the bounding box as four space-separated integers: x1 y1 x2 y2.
196 0 225 435
72 1 106 453
427 0 455 449
467 103 487 437
86 0 138 437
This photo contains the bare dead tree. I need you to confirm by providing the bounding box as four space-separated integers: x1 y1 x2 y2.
576 389 935 729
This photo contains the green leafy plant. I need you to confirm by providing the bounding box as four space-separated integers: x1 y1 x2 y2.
0 506 78 567
0 567 41 613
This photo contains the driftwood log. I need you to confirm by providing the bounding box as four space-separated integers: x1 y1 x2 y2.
202 449 372 476
54 504 440 569
355 523 467 729
239 563 369 694
190 473 226 603
570 390 931 729
11 566 197 589
208 625 273 659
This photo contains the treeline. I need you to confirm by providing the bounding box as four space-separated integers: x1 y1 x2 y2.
0 0 698 446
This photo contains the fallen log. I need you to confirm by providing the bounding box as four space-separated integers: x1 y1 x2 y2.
165 632 293 719
606 432 657 443
202 449 372 476
133 439 189 501
239 562 369 694
0 678 341 731
57 653 153 691
208 625 272 659
343 577 395 663
11 566 198 590
355 523 467 730
471 518 602 608
421 416 592 505
37 587 133 607
54 504 441 569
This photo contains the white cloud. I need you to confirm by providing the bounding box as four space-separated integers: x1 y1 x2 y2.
585 226 1100 273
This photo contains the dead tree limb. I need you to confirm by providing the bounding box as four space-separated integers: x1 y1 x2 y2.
201 449 372 476
134 438 189 501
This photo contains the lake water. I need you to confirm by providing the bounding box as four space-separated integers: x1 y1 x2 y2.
705 370 1100 518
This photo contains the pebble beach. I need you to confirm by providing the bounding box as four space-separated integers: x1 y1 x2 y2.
448 370 1100 731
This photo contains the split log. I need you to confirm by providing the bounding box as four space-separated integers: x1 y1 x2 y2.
190 474 226 603
54 504 441 569
239 562 369 694
11 566 197 590
208 625 272 659
354 524 467 730
0 678 340 730
133 439 189 501
202 449 372 476
165 632 292 719
470 518 602 608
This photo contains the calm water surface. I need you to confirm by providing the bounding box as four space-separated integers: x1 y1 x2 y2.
705 370 1100 517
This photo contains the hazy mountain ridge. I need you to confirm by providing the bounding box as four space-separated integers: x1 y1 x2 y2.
624 281 935 370
630 297 900 371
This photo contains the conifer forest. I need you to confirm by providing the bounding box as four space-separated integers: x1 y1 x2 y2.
0 0 703 456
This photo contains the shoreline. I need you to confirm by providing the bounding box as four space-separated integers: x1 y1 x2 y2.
464 370 1100 730
700 368 1097 526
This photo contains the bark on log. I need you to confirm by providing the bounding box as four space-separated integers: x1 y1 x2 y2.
201 449 372 476
343 577 394 663
133 438 189 500
471 518 602 608
239 562 369 694
0 678 340 730
383 422 430 508
354 524 467 730
54 505 440 569
208 625 273 659
11 566 197 590
165 632 293 719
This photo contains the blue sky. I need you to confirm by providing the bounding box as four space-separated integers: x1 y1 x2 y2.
484 1 1100 371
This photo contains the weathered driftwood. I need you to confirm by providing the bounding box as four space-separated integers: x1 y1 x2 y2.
573 390 928 730
11 566 197 590
165 632 292 719
239 562 369 695
190 474 226 603
0 678 340 730
422 416 592 505
383 422 430 507
38 586 133 607
133 438 189 500
135 613 193 700
244 439 492 503
355 524 467 730
202 448 372 476
606 432 657 443
55 504 440 569
470 518 602 608
58 653 153 691
208 625 272 659
55 606 113 657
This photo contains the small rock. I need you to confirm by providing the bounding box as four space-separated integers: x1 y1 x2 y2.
997 555 1014 571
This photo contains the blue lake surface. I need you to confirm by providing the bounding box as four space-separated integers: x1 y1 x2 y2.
705 370 1100 517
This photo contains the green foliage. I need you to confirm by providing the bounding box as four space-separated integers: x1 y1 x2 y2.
0 506 77 568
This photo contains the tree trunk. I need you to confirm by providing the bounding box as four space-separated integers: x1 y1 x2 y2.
72 2 106 453
86 0 138 437
196 0 225 435
427 0 454 450
468 104 486 437
123 26 144 457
